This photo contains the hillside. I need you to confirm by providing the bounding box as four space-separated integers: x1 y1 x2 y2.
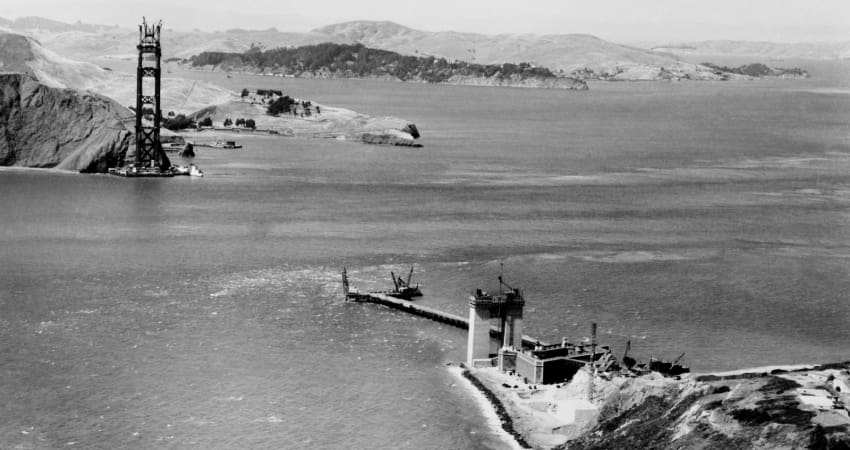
0 31 232 114
186 93 421 146
312 21 721 80
0 73 131 172
701 62 809 79
567 364 850 450
0 17 744 81
0 31 422 152
188 43 588 89
466 362 850 449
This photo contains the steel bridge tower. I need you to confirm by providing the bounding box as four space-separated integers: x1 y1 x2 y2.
134 18 170 171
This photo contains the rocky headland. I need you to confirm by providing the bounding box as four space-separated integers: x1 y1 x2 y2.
701 62 809 80
0 31 424 172
0 73 131 172
186 93 422 147
462 362 850 449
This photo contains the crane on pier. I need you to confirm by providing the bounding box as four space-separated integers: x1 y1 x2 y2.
387 266 423 300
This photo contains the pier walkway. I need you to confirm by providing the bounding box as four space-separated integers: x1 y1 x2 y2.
354 293 546 348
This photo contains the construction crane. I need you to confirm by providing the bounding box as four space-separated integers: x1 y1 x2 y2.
387 266 423 300
390 271 399 291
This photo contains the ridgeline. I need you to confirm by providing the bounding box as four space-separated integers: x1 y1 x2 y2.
188 43 588 90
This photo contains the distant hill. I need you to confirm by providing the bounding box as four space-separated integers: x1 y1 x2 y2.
188 42 588 89
652 40 850 60
701 62 808 79
0 16 117 33
1 17 841 81
0 17 715 81
311 21 711 79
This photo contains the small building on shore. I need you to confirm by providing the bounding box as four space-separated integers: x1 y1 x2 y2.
500 340 613 385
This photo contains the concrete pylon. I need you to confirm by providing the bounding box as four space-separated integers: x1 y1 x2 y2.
467 300 493 366
466 288 525 367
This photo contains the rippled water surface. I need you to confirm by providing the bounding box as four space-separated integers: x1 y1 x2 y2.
2 62 850 448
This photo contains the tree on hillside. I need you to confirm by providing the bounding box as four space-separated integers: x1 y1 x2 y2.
224 118 233 126
245 119 256 129
162 114 195 131
267 95 296 116
241 88 249 98
199 117 213 127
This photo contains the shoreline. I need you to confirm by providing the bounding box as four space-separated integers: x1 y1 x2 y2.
455 361 850 449
178 66 588 90
448 366 524 450
452 366 531 449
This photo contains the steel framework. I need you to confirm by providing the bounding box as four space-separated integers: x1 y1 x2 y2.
134 18 170 170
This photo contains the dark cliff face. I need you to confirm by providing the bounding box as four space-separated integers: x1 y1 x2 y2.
0 73 132 172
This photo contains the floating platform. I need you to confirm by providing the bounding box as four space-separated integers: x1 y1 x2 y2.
107 164 203 178
108 167 175 177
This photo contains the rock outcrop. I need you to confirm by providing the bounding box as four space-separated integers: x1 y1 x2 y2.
468 362 850 449
0 73 132 172
563 363 850 450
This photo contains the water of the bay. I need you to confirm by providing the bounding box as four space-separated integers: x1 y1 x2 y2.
2 62 850 448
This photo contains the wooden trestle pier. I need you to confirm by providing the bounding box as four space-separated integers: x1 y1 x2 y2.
350 292 547 348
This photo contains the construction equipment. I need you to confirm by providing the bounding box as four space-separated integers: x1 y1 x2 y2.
622 340 636 369
387 266 423 300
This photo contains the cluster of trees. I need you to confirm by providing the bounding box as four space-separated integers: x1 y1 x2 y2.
267 95 296 115
152 113 258 130
163 114 196 131
222 117 256 128
266 97 317 117
256 89 283 97
191 43 557 83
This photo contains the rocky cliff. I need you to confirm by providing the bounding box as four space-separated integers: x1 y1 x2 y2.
0 31 233 116
468 362 850 449
0 73 132 172
563 363 850 450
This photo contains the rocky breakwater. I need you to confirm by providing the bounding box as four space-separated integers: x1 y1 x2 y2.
0 73 131 172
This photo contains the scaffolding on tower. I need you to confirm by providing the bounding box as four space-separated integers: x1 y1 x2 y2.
134 17 171 172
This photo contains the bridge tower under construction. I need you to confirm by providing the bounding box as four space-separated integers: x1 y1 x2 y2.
466 277 524 367
134 18 170 171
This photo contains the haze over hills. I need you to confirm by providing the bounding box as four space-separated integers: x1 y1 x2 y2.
0 15 118 33
652 40 850 60
1 16 835 81
312 21 708 79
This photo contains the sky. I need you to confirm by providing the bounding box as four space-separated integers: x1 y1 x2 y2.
4 0 850 43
